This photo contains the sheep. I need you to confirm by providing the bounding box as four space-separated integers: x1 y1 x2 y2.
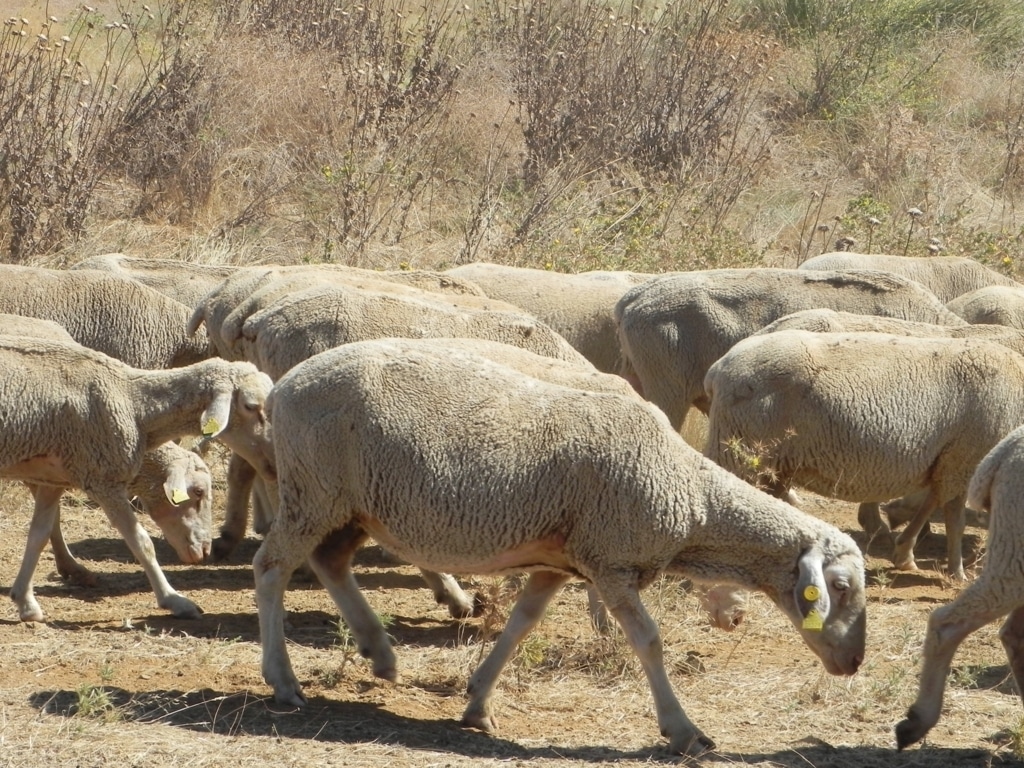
188 264 487 359
703 329 1024 581
946 284 1024 328
0 264 211 368
445 262 655 373
752 308 1024 534
615 268 968 432
254 337 867 756
69 253 243 310
896 424 1024 750
798 252 1018 302
1 337 274 622
0 315 215 584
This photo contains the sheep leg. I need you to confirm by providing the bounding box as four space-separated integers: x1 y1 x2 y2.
1000 606 1024 705
251 475 275 535
463 570 569 733
856 502 888 537
891 489 940 573
306 525 398 681
46 500 99 587
212 453 257 561
88 488 202 619
417 569 478 620
598 572 715 756
941 494 967 581
585 584 612 633
9 484 64 622
896 582 1013 749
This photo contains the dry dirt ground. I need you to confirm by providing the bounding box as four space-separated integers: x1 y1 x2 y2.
0 447 1021 768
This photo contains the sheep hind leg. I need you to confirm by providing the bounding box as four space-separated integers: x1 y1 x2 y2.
896 580 1014 749
47 501 98 587
211 453 257 561
463 570 570 733
999 606 1024 705
597 572 715 756
418 569 478 620
306 525 399 682
942 494 967 581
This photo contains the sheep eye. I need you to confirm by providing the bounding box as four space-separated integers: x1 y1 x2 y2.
833 580 849 592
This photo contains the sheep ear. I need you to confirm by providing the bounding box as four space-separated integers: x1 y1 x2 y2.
795 547 831 632
200 390 233 439
163 463 191 506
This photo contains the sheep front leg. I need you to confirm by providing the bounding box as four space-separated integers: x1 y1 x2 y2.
1000 606 1024 705
896 586 1010 749
892 490 940 573
597 572 715 756
88 488 201 619
307 525 398 682
941 494 967 581
212 453 258 561
463 570 569 733
10 484 64 622
418 569 478 620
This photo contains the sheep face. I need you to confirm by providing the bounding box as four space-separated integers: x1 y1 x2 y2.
785 547 866 676
202 368 277 482
130 447 213 564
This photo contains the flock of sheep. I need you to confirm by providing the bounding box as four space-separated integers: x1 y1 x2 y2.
3 250 1024 755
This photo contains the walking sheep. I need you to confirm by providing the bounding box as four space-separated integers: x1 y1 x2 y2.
896 424 1024 749
255 338 867 756
446 262 654 372
1 337 274 622
703 329 1024 580
946 284 1024 328
798 252 1018 303
0 265 211 368
615 268 965 431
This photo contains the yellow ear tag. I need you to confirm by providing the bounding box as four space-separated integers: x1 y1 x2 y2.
803 585 821 602
201 417 220 436
802 609 824 631
171 488 189 505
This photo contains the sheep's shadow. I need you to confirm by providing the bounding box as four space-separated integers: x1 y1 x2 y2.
26 687 1023 766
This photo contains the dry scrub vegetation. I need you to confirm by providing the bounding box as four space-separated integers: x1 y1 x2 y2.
2 1 1024 767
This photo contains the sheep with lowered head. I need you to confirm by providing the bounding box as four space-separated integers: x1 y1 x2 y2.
445 262 655 373
254 337 866 756
896 424 1024 749
0 315 216 589
946 284 1024 328
704 329 1024 580
798 252 1018 302
1 336 274 622
615 268 966 432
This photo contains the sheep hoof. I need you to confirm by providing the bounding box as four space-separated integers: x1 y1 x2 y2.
668 729 716 756
273 686 308 709
470 591 490 619
895 708 929 750
447 599 477 621
58 565 99 588
210 534 239 562
19 604 44 623
461 703 497 733
163 594 203 619
372 663 399 683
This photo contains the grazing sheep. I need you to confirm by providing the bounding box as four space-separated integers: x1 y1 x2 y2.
704 329 1024 580
615 268 966 431
896 424 1024 750
0 265 210 368
798 252 1017 302
254 337 867 756
69 253 243 310
946 284 1024 328
753 308 1024 534
446 262 654 372
188 265 486 359
1 337 274 622
0 315 215 585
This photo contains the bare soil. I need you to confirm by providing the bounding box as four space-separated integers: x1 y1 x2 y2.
0 465 1021 768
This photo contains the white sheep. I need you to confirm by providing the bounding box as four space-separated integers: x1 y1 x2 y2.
0 315 215 584
753 308 1024 534
69 253 243 310
1 336 274 622
946 284 1024 328
445 262 654 372
254 337 867 756
615 268 966 432
703 329 1024 580
896 424 1024 750
0 264 211 368
798 252 1018 302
